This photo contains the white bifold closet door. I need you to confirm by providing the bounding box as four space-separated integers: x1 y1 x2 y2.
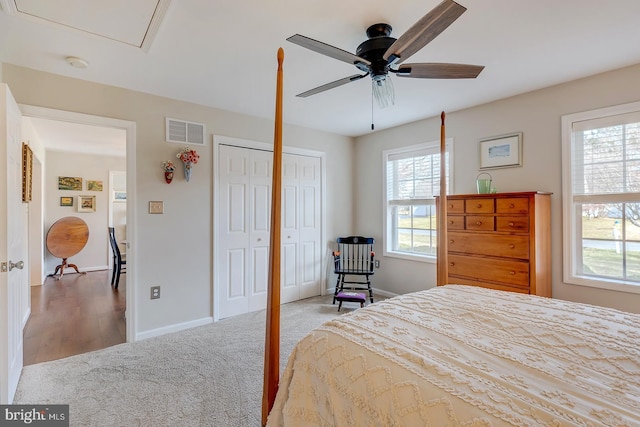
217 144 321 319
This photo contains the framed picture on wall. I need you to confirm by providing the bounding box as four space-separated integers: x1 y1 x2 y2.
60 196 73 207
479 132 523 169
78 195 96 212
58 176 82 191
113 191 126 202
22 143 33 202
87 180 103 191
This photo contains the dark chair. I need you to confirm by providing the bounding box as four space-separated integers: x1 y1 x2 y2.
108 227 126 288
332 236 375 304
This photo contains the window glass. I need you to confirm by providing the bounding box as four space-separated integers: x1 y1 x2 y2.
384 141 451 261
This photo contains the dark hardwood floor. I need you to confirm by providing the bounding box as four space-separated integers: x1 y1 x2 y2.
23 270 126 366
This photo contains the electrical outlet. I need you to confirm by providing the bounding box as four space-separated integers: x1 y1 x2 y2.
151 286 161 299
374 260 380 268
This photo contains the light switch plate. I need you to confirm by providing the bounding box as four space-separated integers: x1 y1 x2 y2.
149 201 164 214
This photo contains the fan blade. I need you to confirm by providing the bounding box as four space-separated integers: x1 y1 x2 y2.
296 74 368 98
383 0 467 65
287 34 371 67
394 63 484 79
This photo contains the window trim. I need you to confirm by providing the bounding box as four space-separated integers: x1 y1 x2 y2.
382 139 453 263
561 100 640 294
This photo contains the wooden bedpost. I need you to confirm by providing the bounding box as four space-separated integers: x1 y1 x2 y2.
436 111 448 287
262 47 284 426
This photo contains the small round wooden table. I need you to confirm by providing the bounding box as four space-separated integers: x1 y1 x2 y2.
46 216 89 279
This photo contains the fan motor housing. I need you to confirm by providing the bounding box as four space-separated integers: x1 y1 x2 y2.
356 23 396 77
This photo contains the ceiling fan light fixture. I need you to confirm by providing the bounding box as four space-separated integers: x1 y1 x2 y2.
372 76 395 109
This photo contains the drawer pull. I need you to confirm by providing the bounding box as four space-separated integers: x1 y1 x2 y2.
509 244 515 249
509 203 515 208
509 271 516 275
449 204 455 209
449 262 455 267
475 221 482 226
508 222 515 227
477 203 482 208
449 239 455 244
449 220 454 225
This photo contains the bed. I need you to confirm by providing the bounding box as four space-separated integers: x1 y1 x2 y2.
267 285 640 426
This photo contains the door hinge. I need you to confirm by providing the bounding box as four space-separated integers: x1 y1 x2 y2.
1 262 7 272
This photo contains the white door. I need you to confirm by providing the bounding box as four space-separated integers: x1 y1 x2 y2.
218 145 272 318
281 155 300 303
297 155 322 300
217 145 322 317
280 154 322 303
0 84 26 404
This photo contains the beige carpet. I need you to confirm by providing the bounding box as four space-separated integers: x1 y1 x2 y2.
14 294 363 426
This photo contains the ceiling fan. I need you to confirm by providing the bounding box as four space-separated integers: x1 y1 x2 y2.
286 0 484 108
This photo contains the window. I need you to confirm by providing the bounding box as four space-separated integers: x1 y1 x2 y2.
383 140 452 261
562 101 640 293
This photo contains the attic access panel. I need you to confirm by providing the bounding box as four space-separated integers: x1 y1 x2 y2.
4 0 170 50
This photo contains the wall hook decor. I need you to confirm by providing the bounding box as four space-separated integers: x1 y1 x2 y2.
162 160 175 184
176 147 200 182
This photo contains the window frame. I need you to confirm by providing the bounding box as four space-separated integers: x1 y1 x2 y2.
561 100 640 294
382 139 453 263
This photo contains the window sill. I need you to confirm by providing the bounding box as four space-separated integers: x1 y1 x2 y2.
565 275 640 295
383 251 436 264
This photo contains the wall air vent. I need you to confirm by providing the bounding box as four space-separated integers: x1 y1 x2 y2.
166 118 206 145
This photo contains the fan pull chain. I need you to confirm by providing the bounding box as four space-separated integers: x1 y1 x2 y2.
371 85 375 131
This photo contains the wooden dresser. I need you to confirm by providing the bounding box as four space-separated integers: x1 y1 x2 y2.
437 192 552 297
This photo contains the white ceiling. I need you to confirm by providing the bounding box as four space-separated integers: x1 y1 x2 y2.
3 0 640 142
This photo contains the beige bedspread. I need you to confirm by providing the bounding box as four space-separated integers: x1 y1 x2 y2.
267 285 640 426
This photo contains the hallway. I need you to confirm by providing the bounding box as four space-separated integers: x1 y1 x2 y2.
23 270 126 365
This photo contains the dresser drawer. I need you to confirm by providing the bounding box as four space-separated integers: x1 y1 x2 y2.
448 254 529 287
465 215 495 231
496 216 529 232
447 215 465 230
447 276 530 294
496 197 529 214
447 199 465 214
448 231 529 259
465 198 495 213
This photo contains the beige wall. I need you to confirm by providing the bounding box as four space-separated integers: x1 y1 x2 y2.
2 64 354 338
354 62 640 313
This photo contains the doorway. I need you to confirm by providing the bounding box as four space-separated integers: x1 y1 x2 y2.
19 105 136 349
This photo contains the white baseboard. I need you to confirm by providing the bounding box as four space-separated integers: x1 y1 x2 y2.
135 317 213 341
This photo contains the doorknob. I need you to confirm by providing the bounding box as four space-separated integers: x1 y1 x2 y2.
9 260 24 271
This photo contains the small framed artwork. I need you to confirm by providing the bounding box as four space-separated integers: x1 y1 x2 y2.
60 196 73 207
22 143 33 202
87 180 103 191
479 132 523 170
58 176 83 191
78 195 96 212
113 191 127 202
